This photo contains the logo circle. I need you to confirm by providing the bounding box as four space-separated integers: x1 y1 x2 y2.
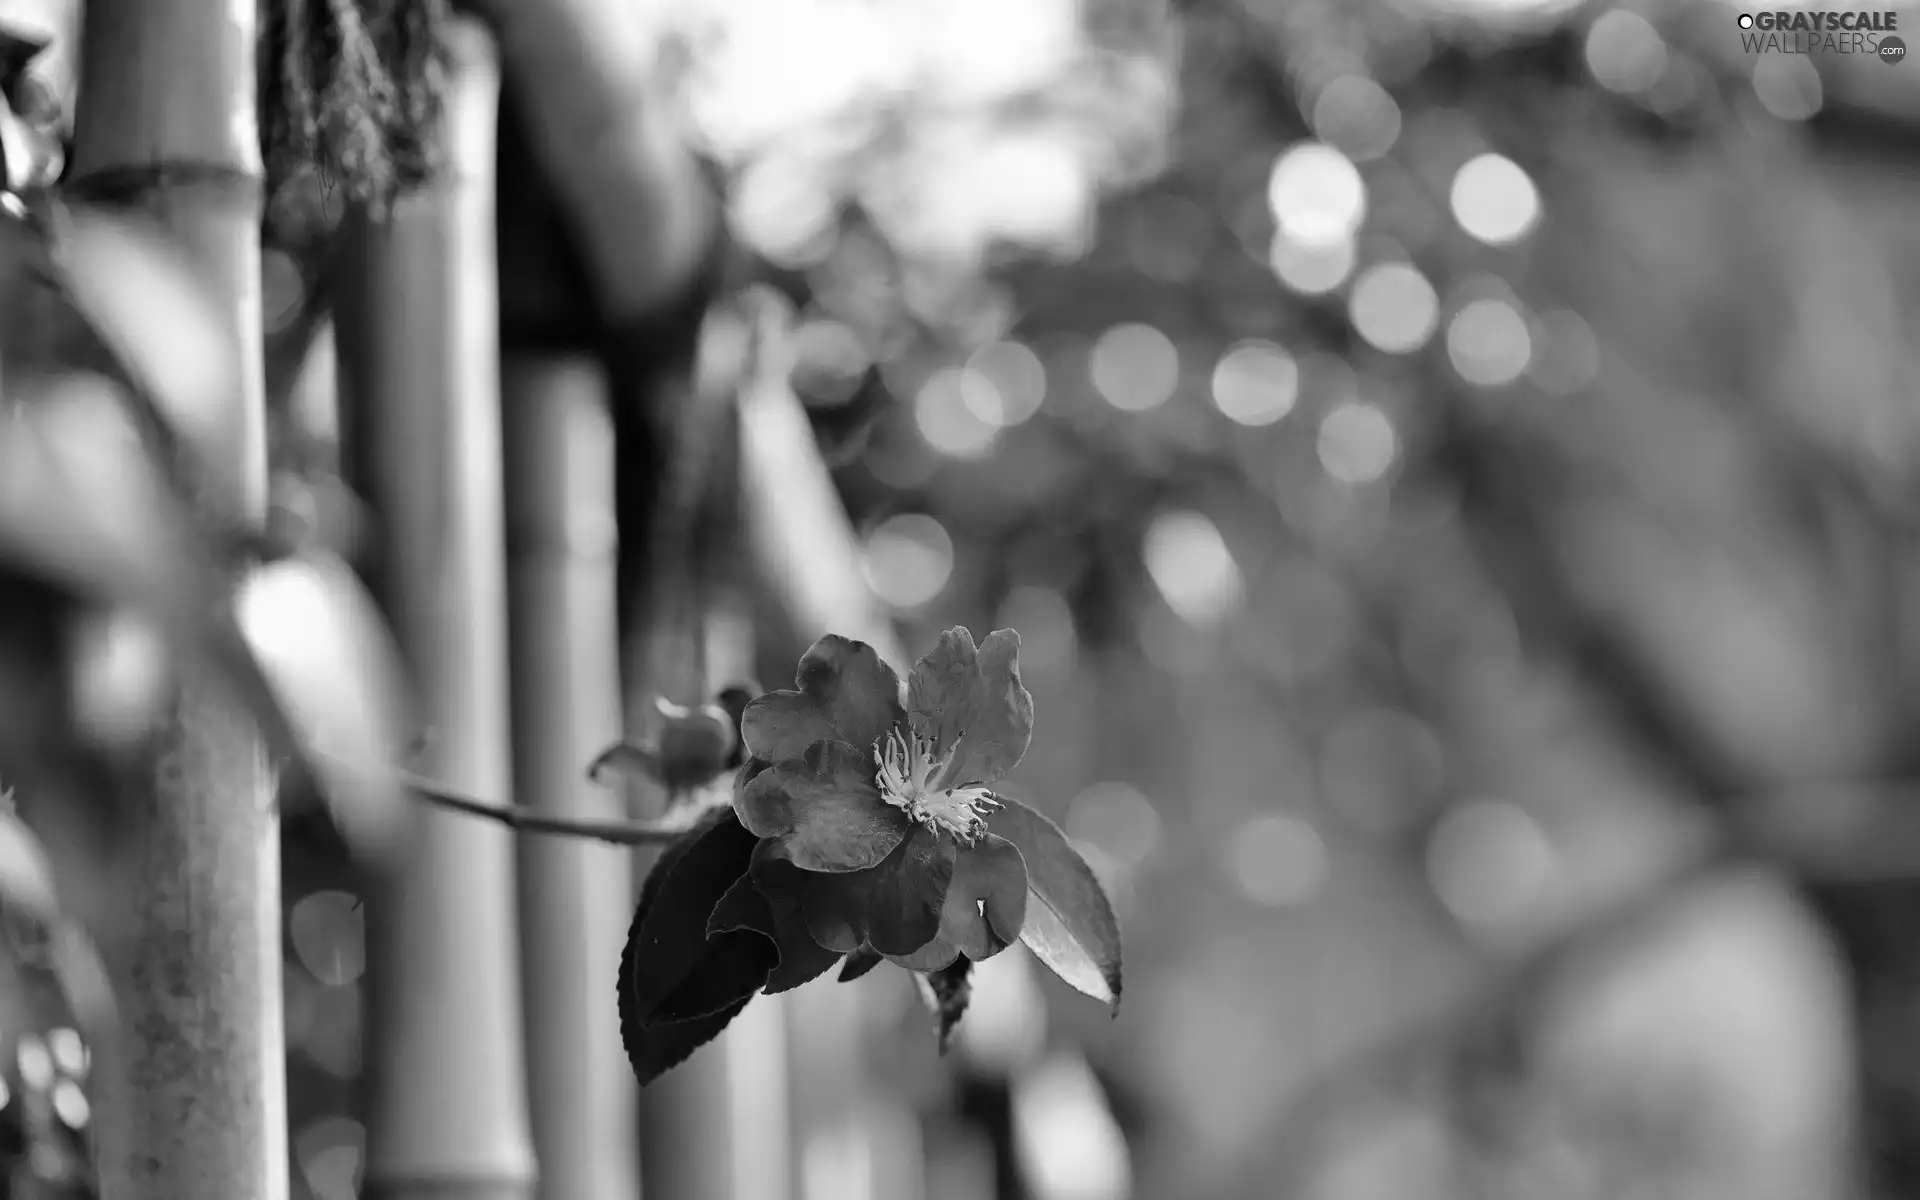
1737 12 1754 28
1880 35 1907 64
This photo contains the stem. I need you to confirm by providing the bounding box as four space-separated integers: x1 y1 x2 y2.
65 1 284 1197
403 769 704 844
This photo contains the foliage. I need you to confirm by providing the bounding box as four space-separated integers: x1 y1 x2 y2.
618 627 1122 1084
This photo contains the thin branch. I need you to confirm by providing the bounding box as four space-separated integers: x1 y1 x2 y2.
394 766 703 845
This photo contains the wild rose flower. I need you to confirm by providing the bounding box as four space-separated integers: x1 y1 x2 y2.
733 628 1034 968
619 626 1121 1085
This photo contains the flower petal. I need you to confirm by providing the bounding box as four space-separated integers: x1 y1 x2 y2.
907 627 1033 789
862 825 959 956
752 846 868 953
755 826 959 957
741 635 905 763
886 937 960 971
735 740 909 871
940 834 1028 961
706 872 843 994
907 626 977 759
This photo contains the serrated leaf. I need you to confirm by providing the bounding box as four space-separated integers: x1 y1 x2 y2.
622 810 767 1025
652 922 777 1023
619 897 752 1086
838 945 884 982
625 999 755 1087
987 798 1123 1013
618 809 756 1085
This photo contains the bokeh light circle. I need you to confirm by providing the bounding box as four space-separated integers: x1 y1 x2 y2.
1143 509 1244 625
1584 10 1668 95
1446 298 1534 387
1310 75 1402 162
1266 141 1367 247
1752 56 1822 122
1317 403 1397 484
1427 799 1554 928
863 513 955 609
1348 262 1439 354
1270 232 1357 295
1527 308 1601 395
1209 340 1300 426
1449 153 1541 246
1225 812 1328 907
915 366 1000 457
964 339 1049 426
1089 323 1181 412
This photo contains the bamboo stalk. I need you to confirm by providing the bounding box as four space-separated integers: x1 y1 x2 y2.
64 2 284 1197
333 17 536 1200
462 0 714 322
737 366 920 1200
502 352 640 1200
631 606 796 1200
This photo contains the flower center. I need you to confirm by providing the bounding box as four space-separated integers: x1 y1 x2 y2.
874 726 1000 844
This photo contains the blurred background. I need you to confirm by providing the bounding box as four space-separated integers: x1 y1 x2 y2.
0 0 1918 1198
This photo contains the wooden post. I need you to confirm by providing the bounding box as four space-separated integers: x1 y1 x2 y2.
65 1 284 1197
335 18 537 1200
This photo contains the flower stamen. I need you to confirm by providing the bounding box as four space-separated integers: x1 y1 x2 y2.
874 726 1000 844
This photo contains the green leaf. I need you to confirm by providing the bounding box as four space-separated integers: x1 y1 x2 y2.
838 945 884 982
624 997 754 1088
235 552 417 863
54 206 241 469
618 809 758 1085
986 798 1123 1013
0 806 59 924
651 923 777 1024
621 810 768 1026
0 389 412 863
586 742 661 789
